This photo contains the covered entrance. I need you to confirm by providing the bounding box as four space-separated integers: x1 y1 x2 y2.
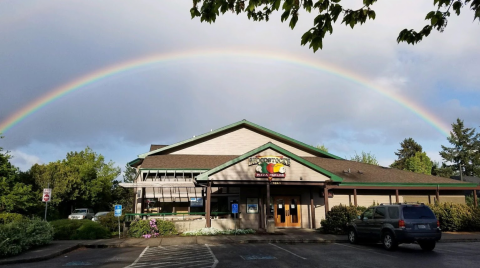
273 196 301 228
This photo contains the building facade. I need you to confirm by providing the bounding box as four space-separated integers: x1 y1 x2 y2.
122 120 479 231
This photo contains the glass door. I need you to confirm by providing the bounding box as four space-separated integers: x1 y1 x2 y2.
274 196 301 228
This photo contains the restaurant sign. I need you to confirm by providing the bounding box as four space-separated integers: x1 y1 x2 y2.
248 156 290 178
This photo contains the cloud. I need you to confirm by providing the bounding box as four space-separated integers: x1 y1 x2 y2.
9 150 42 171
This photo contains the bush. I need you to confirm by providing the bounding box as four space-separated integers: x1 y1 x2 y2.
181 228 255 236
0 218 54 257
320 205 367 234
428 203 480 232
128 219 178 238
0 213 24 224
98 212 124 233
50 219 110 240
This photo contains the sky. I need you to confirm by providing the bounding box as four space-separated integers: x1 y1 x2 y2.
1 0 479 173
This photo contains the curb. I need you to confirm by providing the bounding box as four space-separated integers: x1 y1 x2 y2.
0 244 79 265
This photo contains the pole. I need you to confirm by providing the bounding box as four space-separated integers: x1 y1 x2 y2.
266 182 271 219
460 163 463 182
44 183 49 221
118 216 121 239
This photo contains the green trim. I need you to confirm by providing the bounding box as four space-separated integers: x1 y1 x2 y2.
138 120 343 160
128 158 142 167
139 168 209 171
196 142 343 182
339 182 478 187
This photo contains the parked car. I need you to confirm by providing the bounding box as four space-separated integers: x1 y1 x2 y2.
92 211 110 222
68 208 95 220
347 203 441 251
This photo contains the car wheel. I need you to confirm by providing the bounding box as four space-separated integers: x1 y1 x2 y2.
419 241 436 251
382 231 398 251
348 228 359 244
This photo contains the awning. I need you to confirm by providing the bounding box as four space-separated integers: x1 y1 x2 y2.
119 182 197 188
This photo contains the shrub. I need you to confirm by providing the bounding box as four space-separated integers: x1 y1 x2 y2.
0 218 53 257
320 205 367 234
50 219 110 240
428 203 480 232
181 228 255 236
157 220 177 236
128 219 150 238
98 212 125 233
128 219 178 238
0 213 24 224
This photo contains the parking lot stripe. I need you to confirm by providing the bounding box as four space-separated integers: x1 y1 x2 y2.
126 246 149 268
268 243 307 260
205 244 219 268
334 243 396 258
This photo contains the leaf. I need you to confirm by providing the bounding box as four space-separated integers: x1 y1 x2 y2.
273 0 281 11
281 9 291 22
301 31 312 45
289 14 298 29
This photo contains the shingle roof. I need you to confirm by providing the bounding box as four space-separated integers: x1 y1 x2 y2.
141 155 239 169
303 157 468 184
149 145 168 151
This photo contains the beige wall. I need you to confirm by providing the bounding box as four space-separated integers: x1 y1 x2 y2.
210 149 329 182
171 128 316 157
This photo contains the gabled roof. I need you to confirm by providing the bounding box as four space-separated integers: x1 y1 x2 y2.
141 155 238 169
150 144 168 151
137 120 342 160
196 142 343 182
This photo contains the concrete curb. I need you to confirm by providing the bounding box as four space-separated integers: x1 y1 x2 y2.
0 244 80 265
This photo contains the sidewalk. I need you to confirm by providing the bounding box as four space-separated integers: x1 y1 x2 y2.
2 230 480 265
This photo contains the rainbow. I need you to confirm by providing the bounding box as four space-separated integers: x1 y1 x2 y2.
0 49 451 136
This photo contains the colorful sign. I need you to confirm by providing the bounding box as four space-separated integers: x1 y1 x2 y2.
42 188 52 202
248 156 290 178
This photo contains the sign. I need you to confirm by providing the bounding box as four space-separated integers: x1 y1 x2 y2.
114 205 122 217
42 188 52 202
248 155 290 179
246 198 258 214
190 197 203 207
231 203 239 214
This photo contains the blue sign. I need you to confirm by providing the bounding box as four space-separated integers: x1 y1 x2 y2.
114 205 122 217
232 203 238 214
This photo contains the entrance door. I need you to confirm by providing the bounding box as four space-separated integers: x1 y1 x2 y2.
274 196 301 228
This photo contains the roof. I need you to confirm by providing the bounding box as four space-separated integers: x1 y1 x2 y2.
451 176 480 185
141 155 238 169
136 120 342 160
303 157 476 186
150 145 168 151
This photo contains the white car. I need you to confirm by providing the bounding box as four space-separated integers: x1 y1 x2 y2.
92 211 110 222
68 208 95 220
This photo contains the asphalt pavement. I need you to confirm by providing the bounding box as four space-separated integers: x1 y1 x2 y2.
3 242 480 268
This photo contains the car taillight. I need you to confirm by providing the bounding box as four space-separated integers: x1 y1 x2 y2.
437 220 440 228
399 220 405 228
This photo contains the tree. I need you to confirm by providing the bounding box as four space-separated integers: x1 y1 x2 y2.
190 0 480 52
391 138 423 170
110 164 137 213
439 118 480 177
315 144 329 152
350 151 379 165
404 152 433 175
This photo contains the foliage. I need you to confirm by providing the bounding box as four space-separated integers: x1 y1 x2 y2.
0 212 24 224
320 205 367 234
0 218 54 257
315 144 328 152
98 212 125 233
350 151 379 165
439 118 480 177
431 161 454 178
404 152 433 175
391 138 423 170
428 203 480 232
190 0 480 51
181 228 256 236
128 219 178 238
50 219 110 240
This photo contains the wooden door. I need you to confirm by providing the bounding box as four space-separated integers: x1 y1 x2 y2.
274 196 301 228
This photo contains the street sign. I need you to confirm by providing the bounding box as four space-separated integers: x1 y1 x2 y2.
42 188 52 202
114 205 122 217
232 203 238 214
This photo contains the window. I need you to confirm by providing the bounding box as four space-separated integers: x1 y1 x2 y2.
388 207 399 219
363 208 375 220
374 207 386 219
402 206 436 219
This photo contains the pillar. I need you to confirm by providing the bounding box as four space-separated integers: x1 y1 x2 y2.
310 188 316 229
353 189 358 207
436 189 440 203
141 187 146 214
395 189 399 203
206 183 212 227
474 190 478 207
266 182 271 218
324 187 329 216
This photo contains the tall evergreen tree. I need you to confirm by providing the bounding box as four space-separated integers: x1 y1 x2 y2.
391 138 423 170
439 118 480 177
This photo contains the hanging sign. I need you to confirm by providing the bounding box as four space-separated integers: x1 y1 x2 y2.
248 156 290 178
42 188 52 202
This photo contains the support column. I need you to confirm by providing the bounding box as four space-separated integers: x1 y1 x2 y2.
353 189 358 207
436 188 440 203
310 188 316 229
324 187 329 216
259 191 264 229
206 183 212 228
141 187 146 215
474 190 478 207
266 182 271 219
395 189 399 204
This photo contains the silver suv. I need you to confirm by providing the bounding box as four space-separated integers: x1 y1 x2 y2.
347 204 441 251
68 208 95 220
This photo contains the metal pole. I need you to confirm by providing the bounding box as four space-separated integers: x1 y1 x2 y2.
44 183 49 221
460 163 463 182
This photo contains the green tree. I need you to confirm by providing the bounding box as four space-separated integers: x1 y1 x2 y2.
391 138 423 170
110 164 137 213
190 0 480 52
315 144 328 152
439 118 480 177
350 151 379 165
0 136 39 214
404 152 433 175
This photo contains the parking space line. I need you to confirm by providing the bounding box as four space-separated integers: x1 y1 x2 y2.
334 243 396 258
269 243 307 260
125 246 149 268
435 248 465 254
205 244 219 268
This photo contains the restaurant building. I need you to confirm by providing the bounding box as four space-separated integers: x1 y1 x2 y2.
122 120 479 231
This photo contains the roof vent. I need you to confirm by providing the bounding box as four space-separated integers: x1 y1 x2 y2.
358 170 364 174
343 169 351 174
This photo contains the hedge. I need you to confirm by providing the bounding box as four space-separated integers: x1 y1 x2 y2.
0 218 54 257
50 219 110 240
320 205 367 234
0 212 24 225
428 203 480 232
128 219 177 238
98 212 125 233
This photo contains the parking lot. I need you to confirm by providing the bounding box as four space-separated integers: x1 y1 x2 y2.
4 242 480 268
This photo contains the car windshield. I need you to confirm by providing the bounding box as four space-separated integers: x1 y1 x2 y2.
73 209 87 213
402 206 436 219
